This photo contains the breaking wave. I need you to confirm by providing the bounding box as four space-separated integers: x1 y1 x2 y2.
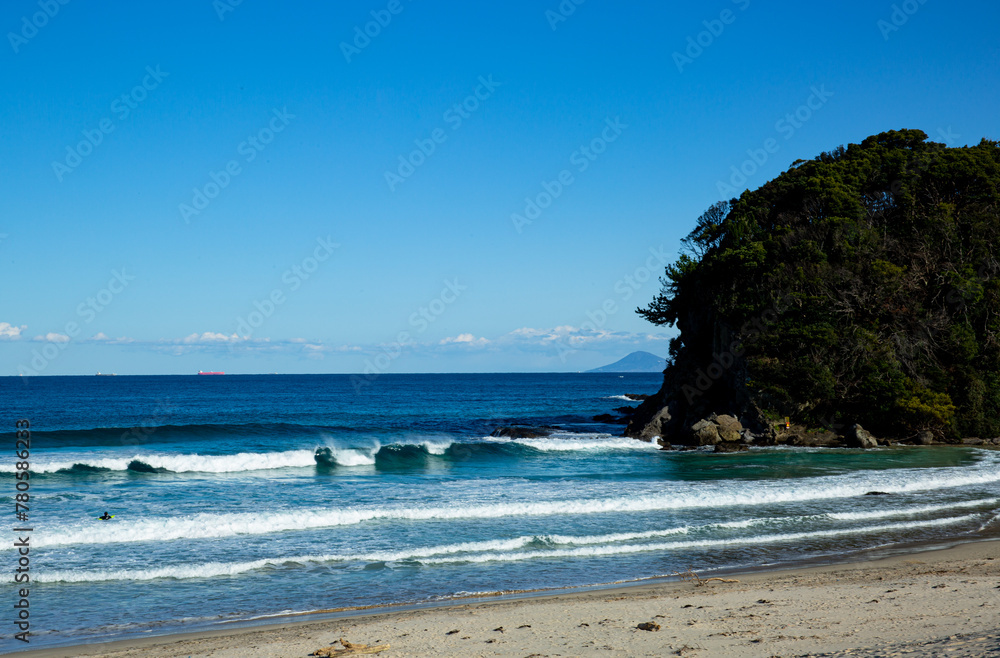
15 457 1000 549
33 514 981 583
20 434 662 476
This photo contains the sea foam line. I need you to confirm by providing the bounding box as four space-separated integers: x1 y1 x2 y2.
416 514 980 565
510 436 661 452
688 498 999 530
19 433 657 475
826 497 999 521
20 450 319 474
33 515 979 583
15 460 1000 549
34 529 694 583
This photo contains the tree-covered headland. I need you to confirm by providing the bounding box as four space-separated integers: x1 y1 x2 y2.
628 130 1000 445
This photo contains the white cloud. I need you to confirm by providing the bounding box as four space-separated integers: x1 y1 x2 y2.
303 343 327 360
138 331 341 356
33 332 70 343
88 333 134 344
0 322 25 340
297 343 364 359
3 324 667 366
439 333 490 346
181 332 243 344
494 326 670 352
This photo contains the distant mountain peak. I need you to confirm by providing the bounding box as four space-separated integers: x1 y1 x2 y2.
586 351 665 373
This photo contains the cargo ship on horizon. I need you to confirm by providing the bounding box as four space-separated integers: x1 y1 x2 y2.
198 371 225 375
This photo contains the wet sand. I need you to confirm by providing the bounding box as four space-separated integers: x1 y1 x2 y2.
21 540 1000 657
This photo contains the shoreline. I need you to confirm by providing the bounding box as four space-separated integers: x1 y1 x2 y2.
18 537 1000 657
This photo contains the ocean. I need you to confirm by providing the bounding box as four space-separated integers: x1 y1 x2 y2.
2 373 999 653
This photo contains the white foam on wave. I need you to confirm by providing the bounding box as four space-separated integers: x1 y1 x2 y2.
17 454 1000 549
29 523 736 583
319 435 456 464
382 436 455 456
712 518 768 529
977 513 1000 532
543 526 689 546
20 433 461 474
25 450 318 474
514 438 659 452
422 441 452 455
604 395 636 401
317 433 379 467
36 558 280 583
34 536 537 583
36 513 983 583
417 515 981 565
505 435 660 452
317 435 454 463
828 498 999 522
324 447 376 466
15 437 463 475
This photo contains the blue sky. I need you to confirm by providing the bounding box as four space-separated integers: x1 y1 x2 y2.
2 0 998 375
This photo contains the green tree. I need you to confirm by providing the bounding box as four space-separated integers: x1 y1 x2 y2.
637 130 1000 440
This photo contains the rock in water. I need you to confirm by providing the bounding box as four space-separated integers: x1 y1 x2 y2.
916 430 935 445
715 414 743 442
718 428 741 442
784 429 843 447
691 419 721 445
715 441 749 453
846 424 879 449
637 405 672 442
314 447 335 465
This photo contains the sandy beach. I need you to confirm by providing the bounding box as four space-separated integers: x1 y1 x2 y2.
22 539 999 658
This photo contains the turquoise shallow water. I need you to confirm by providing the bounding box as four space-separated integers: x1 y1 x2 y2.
2 374 999 653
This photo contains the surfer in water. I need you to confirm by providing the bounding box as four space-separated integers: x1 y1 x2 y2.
98 511 113 520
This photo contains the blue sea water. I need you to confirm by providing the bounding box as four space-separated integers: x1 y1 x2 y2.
2 373 999 653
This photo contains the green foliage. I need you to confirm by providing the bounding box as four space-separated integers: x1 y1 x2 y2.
895 387 956 432
638 130 1000 439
